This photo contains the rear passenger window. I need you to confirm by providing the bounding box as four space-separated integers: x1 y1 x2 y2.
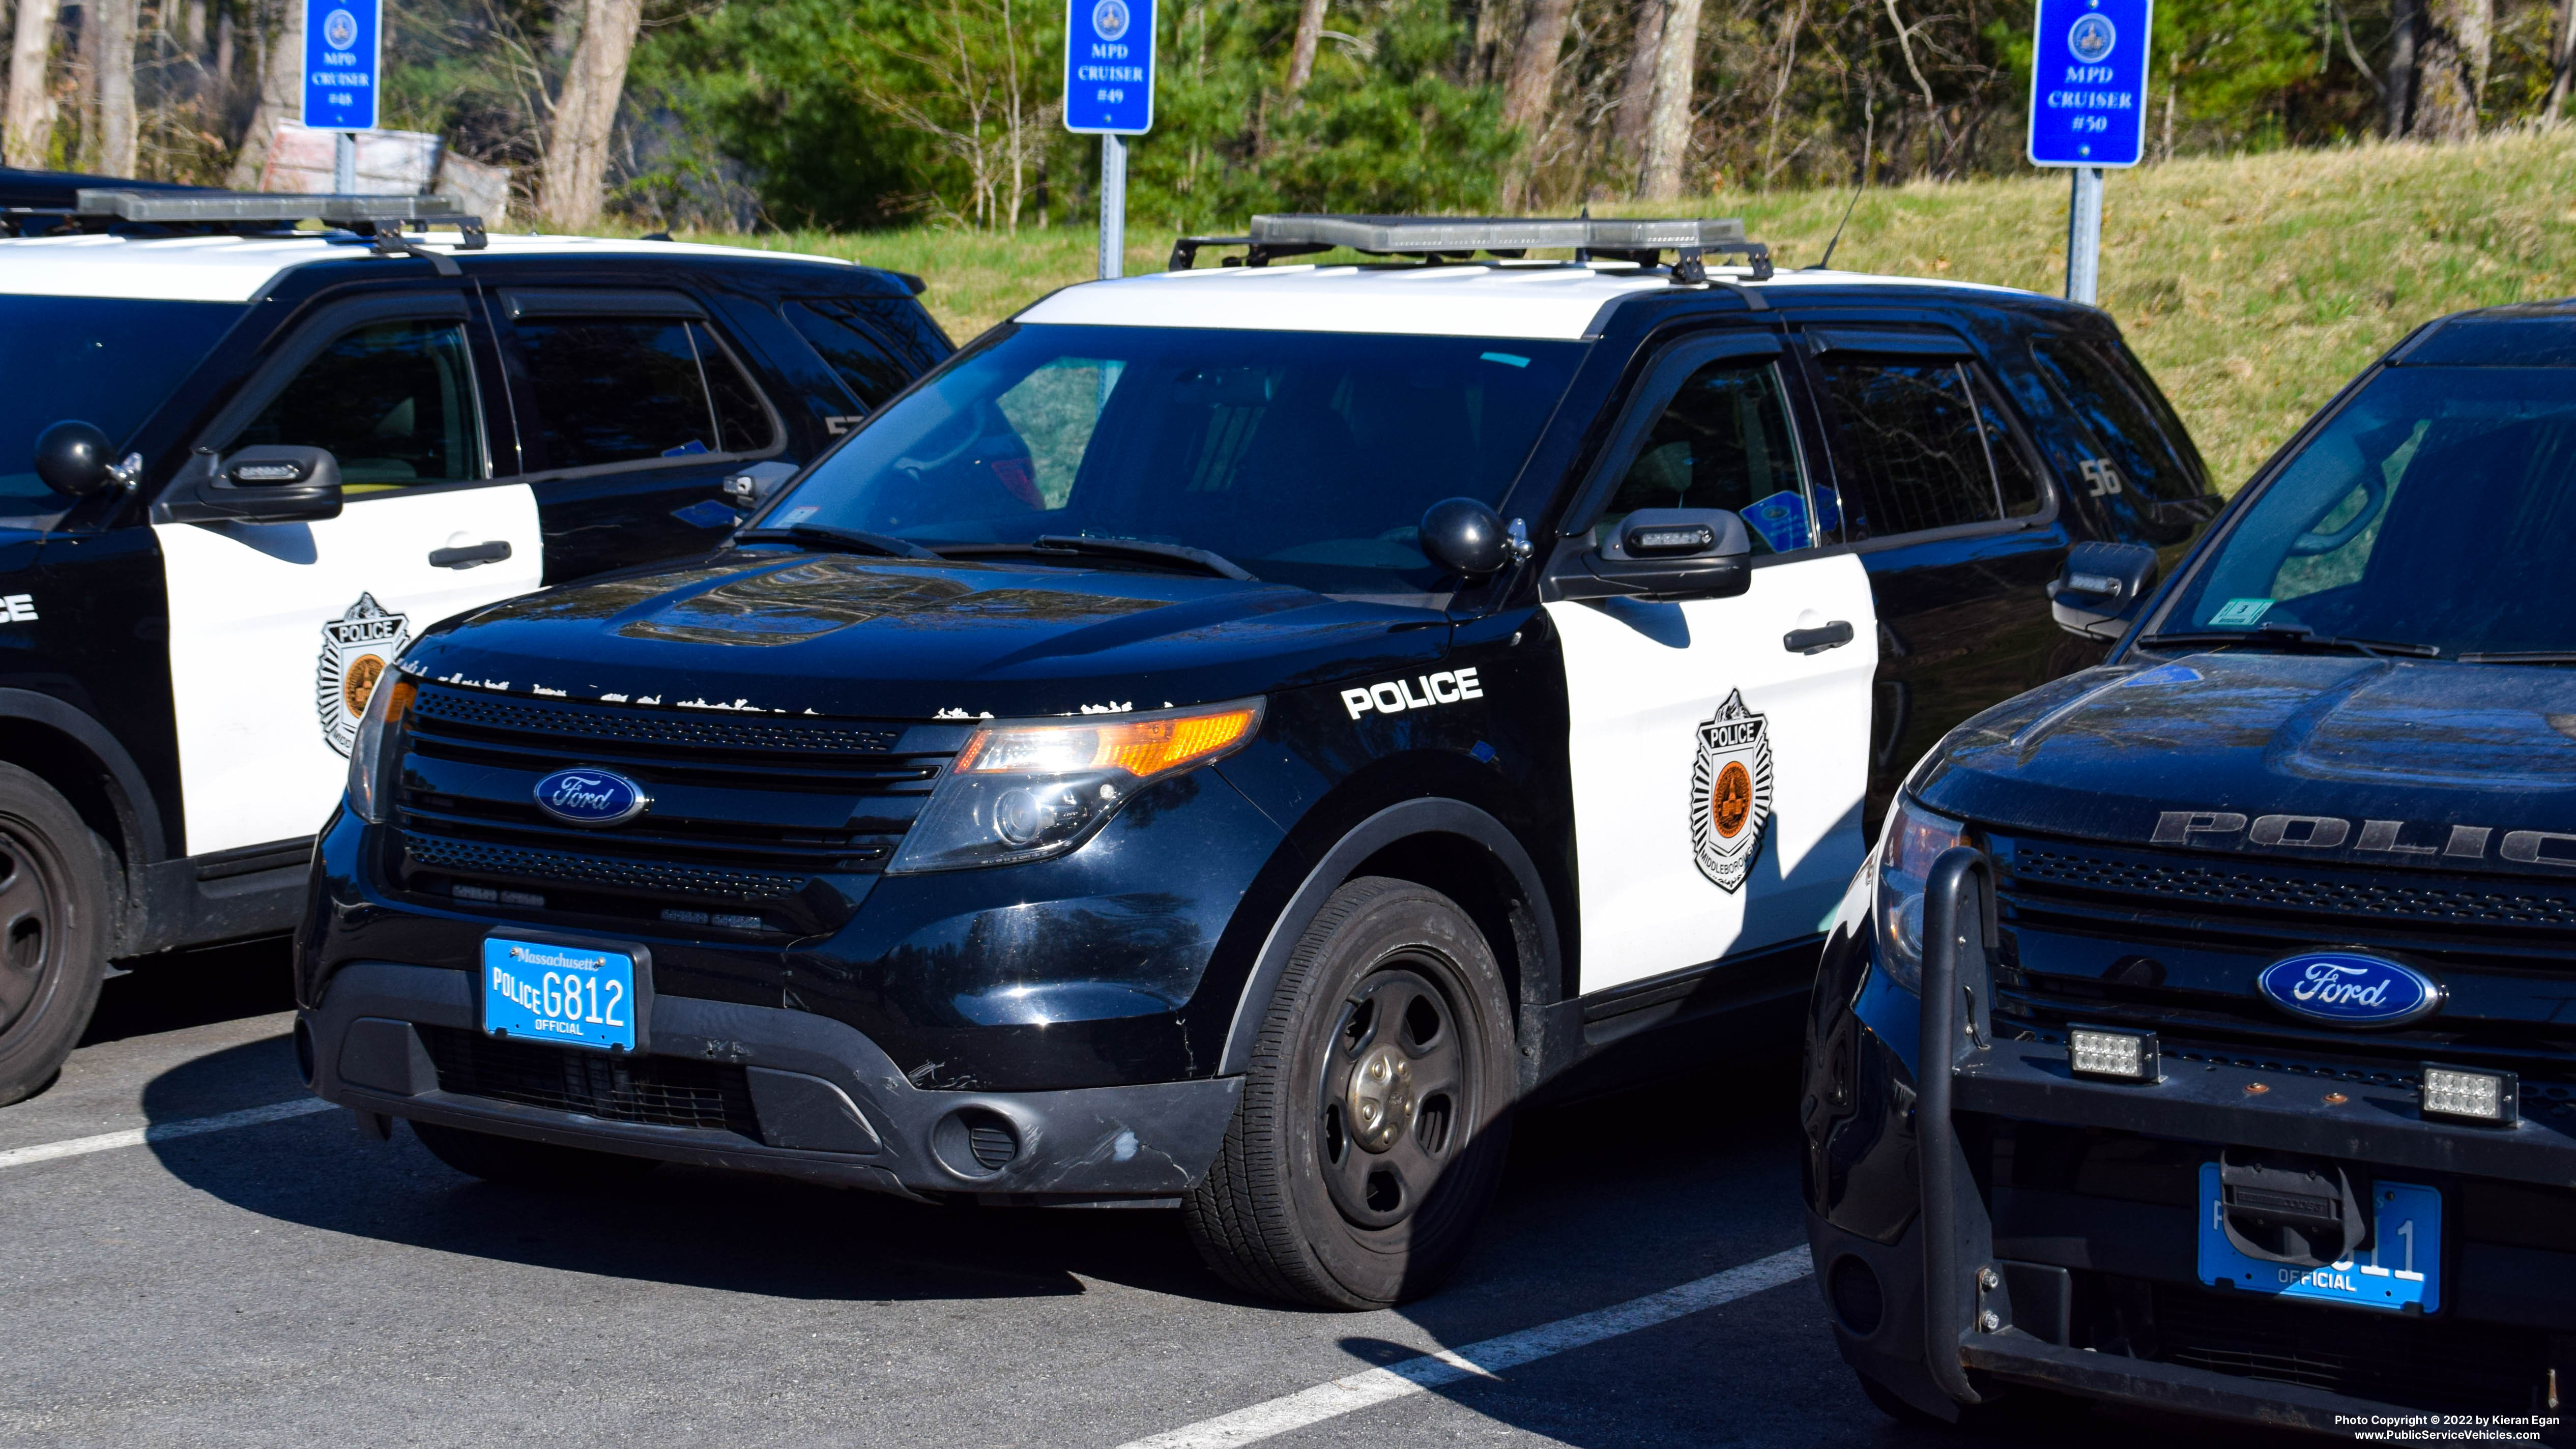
236 320 483 487
1604 360 1809 553
784 300 916 410
516 318 777 470
2030 338 2209 503
1820 360 2040 540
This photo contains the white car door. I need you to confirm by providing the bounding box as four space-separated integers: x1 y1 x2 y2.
1548 334 1880 996
153 294 543 857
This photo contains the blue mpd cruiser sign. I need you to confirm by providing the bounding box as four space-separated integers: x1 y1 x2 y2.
2025 0 2152 167
1064 0 1156 134
300 0 381 131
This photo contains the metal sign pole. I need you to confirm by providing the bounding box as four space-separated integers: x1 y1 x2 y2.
1099 133 1126 280
335 131 358 193
2066 165 2103 304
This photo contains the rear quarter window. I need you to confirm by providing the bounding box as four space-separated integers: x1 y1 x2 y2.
2028 335 2210 504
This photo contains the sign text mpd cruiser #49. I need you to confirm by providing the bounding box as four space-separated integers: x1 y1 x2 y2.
291 214 2219 1311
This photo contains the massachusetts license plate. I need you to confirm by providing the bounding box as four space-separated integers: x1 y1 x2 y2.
2197 1162 2442 1313
481 937 637 1052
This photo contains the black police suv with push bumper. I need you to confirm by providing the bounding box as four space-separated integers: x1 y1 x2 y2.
294 213 2217 1309
1804 300 2576 1435
0 187 946 1105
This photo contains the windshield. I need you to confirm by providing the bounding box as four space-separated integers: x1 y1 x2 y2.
0 296 247 509
2154 366 2576 656
762 324 1589 596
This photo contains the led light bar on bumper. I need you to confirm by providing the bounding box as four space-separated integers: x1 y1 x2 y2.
2068 1025 2160 1082
886 699 1264 873
2420 1064 2520 1125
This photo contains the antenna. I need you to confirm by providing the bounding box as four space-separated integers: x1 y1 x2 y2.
1810 179 1866 271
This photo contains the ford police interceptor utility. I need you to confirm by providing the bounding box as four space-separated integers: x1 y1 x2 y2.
0 189 948 1104
293 214 2218 1308
1804 301 2576 1434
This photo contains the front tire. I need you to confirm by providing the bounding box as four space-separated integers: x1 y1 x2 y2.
1184 877 1515 1309
0 764 115 1108
411 1120 662 1191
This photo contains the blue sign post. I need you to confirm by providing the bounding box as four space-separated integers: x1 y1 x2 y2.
2026 0 2151 304
301 0 382 192
1063 0 1155 279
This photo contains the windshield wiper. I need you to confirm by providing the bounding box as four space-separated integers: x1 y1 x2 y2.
733 523 944 561
2456 651 2576 664
2141 625 2441 659
938 535 1258 582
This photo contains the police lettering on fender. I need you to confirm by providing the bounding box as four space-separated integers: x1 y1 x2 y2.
1342 668 1483 720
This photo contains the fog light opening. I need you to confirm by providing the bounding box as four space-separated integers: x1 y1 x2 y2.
2068 1025 2160 1083
1828 1255 1885 1337
2420 1063 2519 1126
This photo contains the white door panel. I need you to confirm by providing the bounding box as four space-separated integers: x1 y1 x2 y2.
1552 550 1878 995
155 485 544 855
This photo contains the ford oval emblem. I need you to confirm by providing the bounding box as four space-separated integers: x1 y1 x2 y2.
532 767 650 827
2255 951 2444 1028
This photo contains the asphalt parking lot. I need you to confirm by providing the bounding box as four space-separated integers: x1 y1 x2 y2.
0 942 2292 1447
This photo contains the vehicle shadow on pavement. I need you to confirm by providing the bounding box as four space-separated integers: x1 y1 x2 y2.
137 1035 1234 1308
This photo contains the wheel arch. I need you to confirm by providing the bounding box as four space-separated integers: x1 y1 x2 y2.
0 688 167 876
1215 798 1562 1078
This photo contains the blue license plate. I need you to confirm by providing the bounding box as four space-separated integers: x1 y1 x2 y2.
2196 1162 2441 1313
482 937 637 1052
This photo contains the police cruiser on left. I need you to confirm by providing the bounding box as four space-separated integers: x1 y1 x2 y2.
0 186 949 1104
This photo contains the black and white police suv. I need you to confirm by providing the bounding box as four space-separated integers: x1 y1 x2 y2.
1804 301 2576 1434
294 214 2216 1308
0 189 949 1104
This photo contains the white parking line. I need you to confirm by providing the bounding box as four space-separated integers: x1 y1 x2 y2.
1116 1245 1814 1449
0 1097 338 1171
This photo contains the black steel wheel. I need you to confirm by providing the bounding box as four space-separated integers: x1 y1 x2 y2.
1184 876 1514 1309
411 1119 662 1191
0 763 113 1108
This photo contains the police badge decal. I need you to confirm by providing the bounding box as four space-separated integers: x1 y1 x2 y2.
317 593 411 757
1690 689 1774 891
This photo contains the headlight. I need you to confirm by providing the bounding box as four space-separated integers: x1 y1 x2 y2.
345 669 416 825
886 699 1264 874
1872 796 1969 994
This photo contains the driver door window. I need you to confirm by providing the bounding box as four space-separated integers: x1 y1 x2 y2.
233 320 485 490
1599 359 1811 552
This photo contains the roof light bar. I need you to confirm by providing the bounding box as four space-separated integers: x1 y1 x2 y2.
74 188 467 224
1168 213 1773 284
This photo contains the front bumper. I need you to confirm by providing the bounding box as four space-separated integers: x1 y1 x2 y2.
1803 849 2576 1434
303 962 1242 1202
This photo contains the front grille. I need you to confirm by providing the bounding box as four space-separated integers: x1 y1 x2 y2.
388 683 954 934
405 833 809 902
2010 846 2576 930
2149 1283 2552 1416
420 1025 758 1137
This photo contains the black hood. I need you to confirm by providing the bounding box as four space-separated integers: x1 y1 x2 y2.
1915 650 2576 872
403 551 1449 719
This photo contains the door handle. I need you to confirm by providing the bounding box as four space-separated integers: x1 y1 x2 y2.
429 540 513 569
1784 620 1855 654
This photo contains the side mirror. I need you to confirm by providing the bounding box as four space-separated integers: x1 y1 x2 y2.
2050 539 2159 641
163 445 344 524
33 420 117 497
1419 497 1513 579
1549 507 1752 601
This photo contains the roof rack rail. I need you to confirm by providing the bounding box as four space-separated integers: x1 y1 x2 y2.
1168 213 1772 283
4 189 489 271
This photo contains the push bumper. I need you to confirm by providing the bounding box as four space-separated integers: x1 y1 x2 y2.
301 962 1242 1203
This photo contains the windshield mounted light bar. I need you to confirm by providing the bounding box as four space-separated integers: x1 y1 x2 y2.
1167 213 1773 285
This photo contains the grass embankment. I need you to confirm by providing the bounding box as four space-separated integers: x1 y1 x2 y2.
679 130 2576 490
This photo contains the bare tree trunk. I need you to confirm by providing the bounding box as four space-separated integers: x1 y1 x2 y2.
5 0 62 168
95 0 137 176
2387 0 2417 134
2413 0 2487 139
1286 0 1327 90
1611 0 1664 166
227 0 303 186
1637 0 1702 199
1500 0 1575 133
212 4 233 108
2549 0 2574 118
539 0 642 231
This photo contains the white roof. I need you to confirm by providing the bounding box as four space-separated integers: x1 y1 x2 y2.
1017 260 2041 340
0 231 857 304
